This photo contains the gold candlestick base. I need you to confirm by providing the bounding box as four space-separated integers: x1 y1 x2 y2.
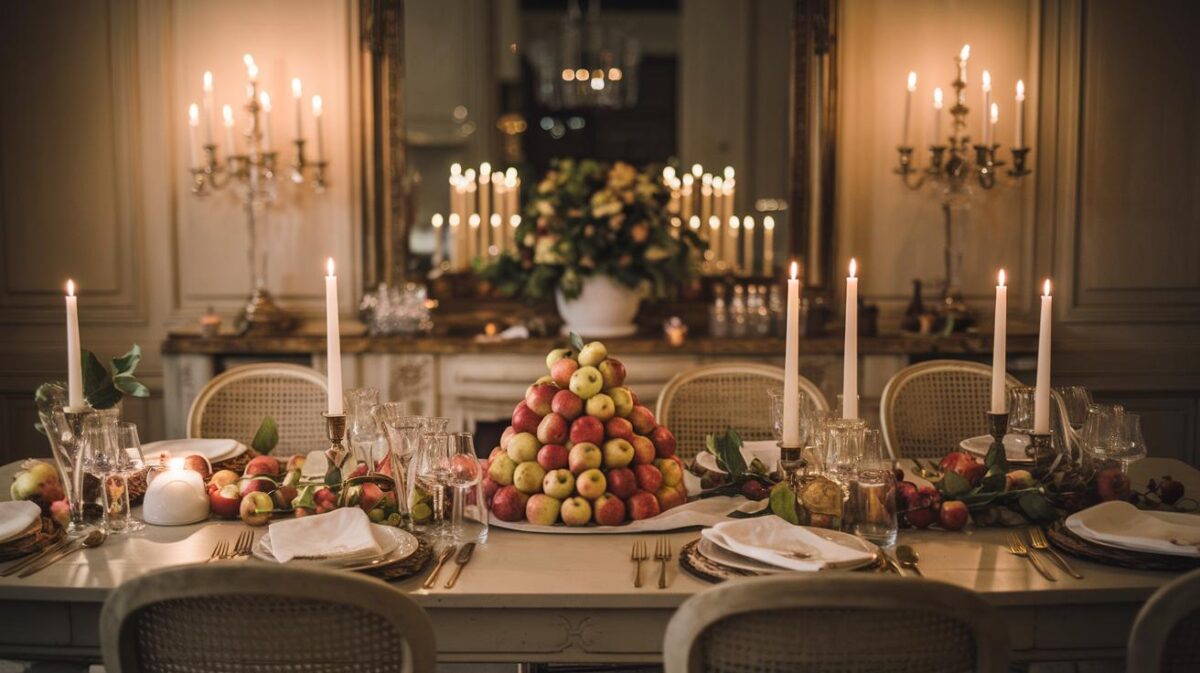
236 287 296 335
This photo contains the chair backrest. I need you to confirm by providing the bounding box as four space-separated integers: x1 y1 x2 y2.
880 359 1022 459
664 574 1009 673
1128 568 1200 673
100 563 436 673
187 363 329 457
656 362 828 461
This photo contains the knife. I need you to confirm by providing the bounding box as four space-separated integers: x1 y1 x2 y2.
1 536 73 577
443 542 475 589
18 536 89 578
422 545 457 589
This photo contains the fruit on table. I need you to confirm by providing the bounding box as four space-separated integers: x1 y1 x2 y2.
904 486 943 529
511 402 542 435
182 454 212 481
569 366 604 399
209 469 239 490
1004 469 1035 491
507 432 541 463
537 444 569 471
628 406 656 435
10 459 66 514
525 382 557 416
938 451 986 487
239 477 275 497
939 500 969 531
285 455 306 472
569 416 605 446
608 386 634 417
244 455 281 478
1095 466 1131 502
568 442 602 474
634 464 664 493
550 357 579 389
606 417 635 441
239 491 273 526
577 341 608 367
585 394 616 422
601 438 635 469
654 458 683 487
650 426 677 458
488 454 517 486
491 485 529 522
1158 476 1185 505
313 487 337 514
49 499 70 527
606 467 637 499
551 389 583 419
546 347 575 370
629 435 656 465
537 413 569 445
593 493 626 525
513 461 547 495
575 469 607 500
272 485 298 511
499 427 516 452
627 491 661 521
598 358 626 389
543 469 575 499
525 494 562 525
358 482 384 512
209 483 242 519
560 496 592 526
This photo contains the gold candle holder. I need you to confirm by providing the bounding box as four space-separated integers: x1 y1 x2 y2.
323 413 349 472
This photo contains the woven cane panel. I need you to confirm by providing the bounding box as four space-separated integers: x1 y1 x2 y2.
1162 607 1200 673
662 374 782 460
196 375 327 457
697 608 977 673
887 370 992 459
132 596 410 672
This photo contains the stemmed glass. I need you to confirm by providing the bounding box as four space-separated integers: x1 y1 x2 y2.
344 388 380 473
112 422 146 532
1056 386 1094 431
409 431 451 537
79 416 124 532
443 433 486 544
823 418 867 490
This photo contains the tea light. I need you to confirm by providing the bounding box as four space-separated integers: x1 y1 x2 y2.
142 458 210 526
663 317 688 347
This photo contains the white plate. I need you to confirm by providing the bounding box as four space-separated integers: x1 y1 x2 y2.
702 519 878 572
1065 501 1200 558
253 524 418 568
142 438 247 464
693 440 780 475
960 434 1033 463
488 495 746 534
696 538 788 574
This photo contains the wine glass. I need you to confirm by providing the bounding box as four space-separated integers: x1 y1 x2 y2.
344 388 380 473
1007 386 1037 435
408 431 451 537
824 417 866 490
113 421 146 532
443 433 487 544
79 416 123 532
1114 413 1148 469
1056 386 1094 431
1081 403 1124 466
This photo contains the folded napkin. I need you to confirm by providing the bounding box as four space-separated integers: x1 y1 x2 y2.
1065 501 1200 558
0 501 42 543
266 508 382 563
704 517 875 571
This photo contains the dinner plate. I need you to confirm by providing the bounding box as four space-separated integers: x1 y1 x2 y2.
702 520 878 572
960 434 1033 463
143 438 247 463
693 440 780 475
253 524 418 568
696 537 788 574
1065 501 1200 558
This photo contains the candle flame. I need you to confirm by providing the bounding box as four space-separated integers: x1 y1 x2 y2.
480 161 491 176
998 269 1006 287
790 261 799 280
242 53 255 68
982 70 991 92
712 176 723 189
729 216 740 230
743 216 755 231
259 91 271 112
763 215 775 231
724 166 735 179
450 162 462 176
291 78 302 99
702 173 712 186
510 214 521 227
448 213 460 226
907 71 917 91
188 103 199 125
221 105 234 126
311 95 323 117
169 457 185 471
66 279 75 297
708 216 720 231
506 166 517 180
933 88 944 109
326 257 335 277
849 258 858 278
469 214 480 227
688 216 700 230
431 213 444 228
990 102 999 124
203 71 213 92
691 163 702 177
464 168 476 181
1043 278 1051 296
490 213 501 227
1016 79 1026 100
663 166 676 181
246 62 259 82
960 44 971 61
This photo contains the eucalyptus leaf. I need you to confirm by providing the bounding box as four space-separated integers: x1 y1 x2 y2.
769 483 800 525
569 332 584 352
110 345 149 398
1018 492 1058 522
251 416 279 454
706 428 746 478
942 470 973 497
82 350 122 409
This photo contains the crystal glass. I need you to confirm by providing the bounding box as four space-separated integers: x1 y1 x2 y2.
344 388 381 473
1113 413 1148 469
1056 386 1094 431
823 417 867 489
373 403 420 524
80 416 124 532
112 421 146 532
1007 386 1037 435
800 409 838 473
408 431 451 537
444 433 488 544
853 428 897 546
1082 405 1144 470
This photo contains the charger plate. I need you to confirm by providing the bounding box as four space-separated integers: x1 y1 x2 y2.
0 518 66 562
1046 524 1200 572
680 538 887 583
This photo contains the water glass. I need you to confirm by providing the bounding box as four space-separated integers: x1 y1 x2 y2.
80 416 126 532
408 431 451 537
112 421 146 532
853 429 897 547
345 387 381 472
444 433 488 544
823 417 866 489
1007 386 1037 435
1056 386 1094 430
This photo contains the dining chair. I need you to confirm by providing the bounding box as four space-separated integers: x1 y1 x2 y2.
187 362 329 457
1128 567 1200 672
655 362 828 461
100 563 436 673
663 574 1009 673
879 359 1024 459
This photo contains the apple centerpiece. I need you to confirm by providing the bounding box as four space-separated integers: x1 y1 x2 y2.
482 336 686 527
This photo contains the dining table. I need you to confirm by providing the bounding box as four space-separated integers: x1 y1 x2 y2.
1 457 1196 666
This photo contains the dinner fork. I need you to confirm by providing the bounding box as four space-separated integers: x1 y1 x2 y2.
1006 532 1056 581
207 540 230 563
1028 528 1082 579
631 540 648 588
231 531 255 560
655 537 672 589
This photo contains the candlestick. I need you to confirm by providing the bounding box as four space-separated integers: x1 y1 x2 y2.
479 163 492 254
468 214 481 261
783 261 802 447
991 269 1008 413
291 78 303 140
1015 79 1026 148
957 44 970 86
903 71 916 146
933 88 944 144
708 216 721 268
490 213 502 255
312 95 324 163
986 411 1008 465
324 258 343 416
202 71 214 145
64 280 84 409
1034 279 1052 434
843 258 859 419
981 70 992 144
222 104 235 156
323 412 349 474
762 216 775 274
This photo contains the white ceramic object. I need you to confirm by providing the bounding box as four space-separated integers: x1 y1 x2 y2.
555 275 641 338
142 464 210 526
960 434 1032 463
142 438 246 463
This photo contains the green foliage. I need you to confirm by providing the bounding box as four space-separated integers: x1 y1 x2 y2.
33 346 148 433
477 159 705 302
769 483 800 524
251 416 279 454
705 428 747 478
569 332 585 352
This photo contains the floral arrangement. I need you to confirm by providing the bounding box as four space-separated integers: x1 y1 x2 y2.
479 159 704 301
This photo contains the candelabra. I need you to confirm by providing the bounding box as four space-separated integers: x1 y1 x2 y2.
895 48 1031 328
187 61 328 334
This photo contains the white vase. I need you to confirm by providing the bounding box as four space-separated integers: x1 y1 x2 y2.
555 275 641 338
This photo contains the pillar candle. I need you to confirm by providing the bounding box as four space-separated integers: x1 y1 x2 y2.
982 70 992 144
843 259 859 419
1034 279 1053 434
1015 80 1026 147
431 213 444 266
202 71 214 145
932 88 944 145
490 213 502 255
989 103 999 149
324 258 343 416
509 214 521 252
762 216 775 274
187 103 200 167
723 179 735 223
957 44 970 84
782 261 802 447
991 269 1008 413
681 174 694 220
479 163 491 252
291 78 303 141
727 216 740 272
468 214 480 261
64 280 84 409
708 216 721 265
903 71 916 146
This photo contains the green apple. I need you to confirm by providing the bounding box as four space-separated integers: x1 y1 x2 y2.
507 432 541 463
546 347 575 370
585 393 615 421
602 438 635 469
560 496 592 526
575 468 607 500
542 468 575 499
578 341 608 367
525 493 562 525
655 458 683 487
567 442 602 474
488 454 517 485
607 386 634 417
513 461 547 494
534 374 555 387
569 366 604 399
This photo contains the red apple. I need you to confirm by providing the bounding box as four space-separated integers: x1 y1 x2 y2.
525 493 562 525
627 491 661 521
740 480 770 501
630 435 656 465
1159 476 1185 505
183 454 212 481
629 405 657 434
606 467 637 499
896 481 920 511
605 417 635 441
655 485 685 511
598 357 626 389
285 455 307 473
551 389 584 420
525 382 558 416
939 451 987 487
537 444 569 471
208 469 239 491
482 476 500 506
904 485 943 529
567 442 602 474
358 482 383 512
244 455 281 478
239 477 275 497
575 469 607 500
650 426 677 458
939 500 969 531
313 487 337 514
488 446 506 463
537 412 569 445
239 491 274 526
551 357 580 388
209 483 242 519
1095 467 1132 502
49 499 70 528
635 464 664 493
512 402 542 434
654 458 683 487
499 426 516 451
560 496 592 526
490 485 529 522
569 416 605 446
593 493 627 526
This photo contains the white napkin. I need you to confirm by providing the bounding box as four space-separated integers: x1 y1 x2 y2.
0 501 42 542
266 508 382 563
1065 501 1200 558
704 517 875 571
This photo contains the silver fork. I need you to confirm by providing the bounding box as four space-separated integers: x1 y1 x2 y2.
655 537 672 589
231 530 255 559
206 540 229 563
631 540 648 588
1006 532 1056 581
1028 528 1082 579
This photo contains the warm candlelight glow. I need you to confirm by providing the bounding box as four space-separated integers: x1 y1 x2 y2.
729 216 740 231
574 68 588 80
848 258 858 278
66 279 75 297
1016 79 1026 101
260 91 271 112
469 214 480 228
432 213 444 228
326 257 335 277
480 161 492 177
688 216 700 231
998 268 1007 287
960 44 971 62
663 166 676 181
723 166 734 180
510 214 521 227
743 216 755 231
790 261 798 280
982 69 992 92
490 213 501 227
451 162 462 176
708 216 720 231
682 173 693 187
561 68 575 81
933 88 944 109
291 78 302 99
449 213 460 226
990 102 999 124
203 71 213 93
907 71 917 92
246 61 258 82
222 105 234 127
188 103 199 126
1043 278 1052 296
691 164 702 177
763 215 775 231
169 457 185 471
312 95 323 118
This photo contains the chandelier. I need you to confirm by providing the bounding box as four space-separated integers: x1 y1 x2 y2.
528 0 640 110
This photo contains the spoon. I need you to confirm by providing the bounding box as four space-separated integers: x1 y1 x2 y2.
19 528 107 578
895 545 923 576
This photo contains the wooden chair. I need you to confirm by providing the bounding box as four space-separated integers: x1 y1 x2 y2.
187 362 328 457
1128 567 1200 672
663 574 1010 673
100 563 436 673
656 362 828 461
879 359 1022 459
